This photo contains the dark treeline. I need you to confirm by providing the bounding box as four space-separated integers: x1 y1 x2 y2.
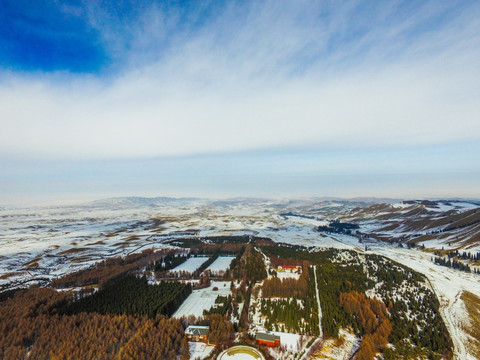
203 295 233 316
261 276 307 298
51 248 169 288
63 275 191 318
230 245 267 282
431 249 479 273
260 266 319 335
279 212 316 220
195 253 219 275
434 249 480 261
452 250 480 261
433 256 471 272
149 252 188 272
317 221 360 235
315 259 371 338
203 235 251 244
269 254 303 268
262 262 309 298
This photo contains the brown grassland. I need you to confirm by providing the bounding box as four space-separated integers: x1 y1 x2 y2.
460 291 480 359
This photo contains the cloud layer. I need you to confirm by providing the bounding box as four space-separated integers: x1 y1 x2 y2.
1 1 479 160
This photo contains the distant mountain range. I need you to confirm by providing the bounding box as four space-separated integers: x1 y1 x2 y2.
86 196 480 209
87 196 201 207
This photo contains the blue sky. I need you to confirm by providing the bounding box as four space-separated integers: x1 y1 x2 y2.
1 1 479 205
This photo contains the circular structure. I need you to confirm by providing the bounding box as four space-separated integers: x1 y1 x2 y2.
217 345 265 360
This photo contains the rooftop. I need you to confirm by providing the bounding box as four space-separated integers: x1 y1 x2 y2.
186 325 209 336
255 332 280 342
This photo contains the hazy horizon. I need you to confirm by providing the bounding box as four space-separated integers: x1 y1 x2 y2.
1 1 479 205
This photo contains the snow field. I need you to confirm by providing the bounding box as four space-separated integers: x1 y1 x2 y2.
189 341 214 360
173 281 232 318
276 271 301 280
172 257 209 272
272 332 305 352
205 256 234 273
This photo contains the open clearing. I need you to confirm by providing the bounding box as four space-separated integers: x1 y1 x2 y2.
312 329 359 360
172 257 209 273
189 341 214 360
173 281 231 318
205 256 234 273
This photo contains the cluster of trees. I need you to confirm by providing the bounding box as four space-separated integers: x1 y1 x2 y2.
204 295 233 317
317 221 360 235
260 245 453 359
433 256 471 272
0 287 188 360
118 317 189 360
366 254 453 359
268 255 303 268
167 237 247 256
230 245 267 282
63 275 191 318
207 314 235 345
194 275 211 289
260 245 368 337
149 252 188 272
385 294 452 360
194 253 219 276
315 261 372 338
166 237 203 248
339 291 392 360
259 266 318 335
261 298 306 333
224 250 244 279
51 248 168 288
200 235 274 245
260 299 318 335
260 243 343 264
261 276 307 298
202 235 252 244
261 262 309 298
195 242 246 255
279 212 316 220
452 250 480 261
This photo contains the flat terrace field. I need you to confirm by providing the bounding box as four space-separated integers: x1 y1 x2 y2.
171 257 209 272
173 281 231 318
205 256 235 273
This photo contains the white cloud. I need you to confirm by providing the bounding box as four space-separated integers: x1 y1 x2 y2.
1 1 479 160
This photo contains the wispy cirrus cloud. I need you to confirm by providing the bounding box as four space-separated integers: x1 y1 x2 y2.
1 1 479 160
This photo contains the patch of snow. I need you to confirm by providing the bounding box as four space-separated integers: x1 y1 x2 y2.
204 256 234 273
189 341 214 360
312 329 359 360
172 257 209 273
173 281 231 318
